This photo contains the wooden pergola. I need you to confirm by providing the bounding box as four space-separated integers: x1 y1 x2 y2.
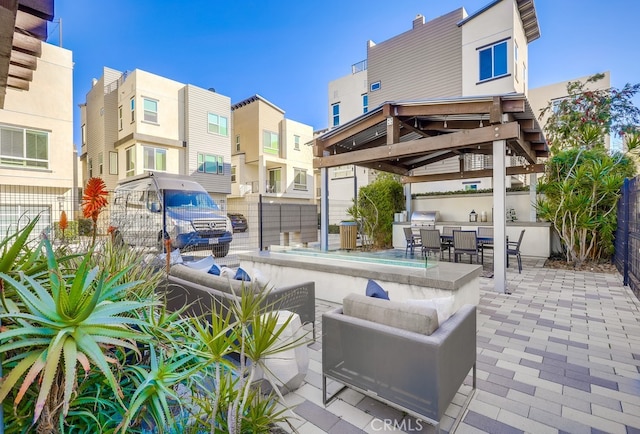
312 94 548 293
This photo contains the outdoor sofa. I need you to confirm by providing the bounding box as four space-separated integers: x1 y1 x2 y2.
159 263 316 340
322 293 476 429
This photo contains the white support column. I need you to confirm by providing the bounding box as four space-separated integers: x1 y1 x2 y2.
529 173 537 222
493 139 507 293
320 167 329 251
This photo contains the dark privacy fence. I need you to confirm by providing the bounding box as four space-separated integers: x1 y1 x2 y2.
614 177 640 299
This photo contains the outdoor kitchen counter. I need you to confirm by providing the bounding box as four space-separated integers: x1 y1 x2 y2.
392 221 552 258
239 250 481 308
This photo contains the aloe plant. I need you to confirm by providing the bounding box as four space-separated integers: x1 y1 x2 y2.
0 237 149 430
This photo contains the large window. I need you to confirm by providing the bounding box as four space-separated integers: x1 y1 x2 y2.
235 135 240 152
143 98 158 123
208 113 228 136
294 168 307 190
109 151 118 175
0 126 49 169
263 130 279 154
479 39 508 81
125 146 135 177
197 153 224 174
267 168 281 193
143 146 166 171
332 103 340 126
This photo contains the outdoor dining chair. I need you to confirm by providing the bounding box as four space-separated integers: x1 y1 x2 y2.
403 227 422 255
477 226 494 260
441 226 461 261
453 230 480 264
420 228 443 259
507 229 526 273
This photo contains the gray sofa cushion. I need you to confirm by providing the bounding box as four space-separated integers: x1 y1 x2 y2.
342 293 439 336
170 264 248 295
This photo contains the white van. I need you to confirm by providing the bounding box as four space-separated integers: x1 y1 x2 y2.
110 172 233 257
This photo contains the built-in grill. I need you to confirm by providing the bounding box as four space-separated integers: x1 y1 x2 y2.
410 211 439 228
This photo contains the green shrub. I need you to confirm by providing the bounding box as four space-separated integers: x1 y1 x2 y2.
53 220 79 241
77 218 93 236
328 224 340 234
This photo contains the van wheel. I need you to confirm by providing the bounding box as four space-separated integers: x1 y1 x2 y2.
212 243 229 258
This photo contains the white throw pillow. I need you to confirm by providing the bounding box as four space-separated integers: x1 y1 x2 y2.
252 268 270 287
219 267 237 279
406 296 455 325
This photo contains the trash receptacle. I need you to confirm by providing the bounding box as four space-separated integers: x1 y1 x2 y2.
339 221 358 250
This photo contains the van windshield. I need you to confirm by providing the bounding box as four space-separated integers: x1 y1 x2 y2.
164 190 221 210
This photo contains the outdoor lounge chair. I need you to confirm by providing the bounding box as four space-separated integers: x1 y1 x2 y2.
404 227 422 255
507 229 526 273
322 294 476 430
420 228 443 259
453 230 481 264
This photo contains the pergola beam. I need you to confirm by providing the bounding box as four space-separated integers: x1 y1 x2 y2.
359 161 410 176
313 111 386 156
314 122 521 169
389 98 525 117
401 163 546 184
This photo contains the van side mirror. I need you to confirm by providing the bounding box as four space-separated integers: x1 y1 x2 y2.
149 202 161 213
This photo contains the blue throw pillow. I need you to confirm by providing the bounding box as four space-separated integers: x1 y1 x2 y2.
366 279 389 300
234 267 251 282
207 264 222 276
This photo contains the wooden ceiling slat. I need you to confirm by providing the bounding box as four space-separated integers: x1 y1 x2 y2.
314 111 386 155
15 9 46 39
12 31 41 56
402 163 546 184
8 62 32 80
10 48 37 69
314 122 520 169
7 74 28 90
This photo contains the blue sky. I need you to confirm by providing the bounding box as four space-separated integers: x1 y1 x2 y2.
51 0 639 146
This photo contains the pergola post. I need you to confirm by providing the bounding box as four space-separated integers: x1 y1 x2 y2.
320 167 329 251
405 184 412 218
493 139 507 293
529 173 537 222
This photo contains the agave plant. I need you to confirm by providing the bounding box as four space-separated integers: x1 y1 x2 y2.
0 237 150 430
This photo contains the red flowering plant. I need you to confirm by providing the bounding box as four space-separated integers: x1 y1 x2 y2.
82 177 109 248
59 210 68 242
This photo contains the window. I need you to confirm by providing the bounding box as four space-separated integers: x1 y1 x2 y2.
331 165 355 179
263 130 279 154
143 146 166 171
81 124 86 145
88 157 93 178
294 135 300 151
143 98 158 123
294 168 307 190
208 113 228 136
479 40 508 81
197 153 224 174
0 126 49 169
109 151 118 175
98 152 103 175
370 81 381 92
118 106 123 130
332 104 340 127
231 165 236 183
235 135 240 152
125 146 135 177
362 94 369 113
130 97 135 122
267 168 281 193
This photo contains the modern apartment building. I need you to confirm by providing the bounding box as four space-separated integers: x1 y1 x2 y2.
325 0 540 218
0 0 74 236
229 94 314 205
80 67 232 203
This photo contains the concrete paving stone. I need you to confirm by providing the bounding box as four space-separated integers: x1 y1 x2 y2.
529 407 593 434
304 369 324 390
475 378 510 397
294 400 341 432
562 385 622 411
297 421 332 434
512 371 563 394
495 359 540 378
326 398 374 429
548 336 590 349
519 357 565 376
524 346 567 362
295 383 326 407
542 355 591 375
467 396 501 419
477 340 507 353
337 388 366 407
501 347 543 363
327 419 366 434
476 389 531 417
562 405 627 434
486 372 536 396
627 426 640 434
591 403 640 430
496 408 557 434
477 360 515 379
495 329 531 341
505 388 561 416
538 370 591 393
564 369 619 390
463 410 524 434
476 353 499 365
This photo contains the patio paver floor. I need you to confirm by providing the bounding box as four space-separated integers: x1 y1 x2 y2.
277 255 640 433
